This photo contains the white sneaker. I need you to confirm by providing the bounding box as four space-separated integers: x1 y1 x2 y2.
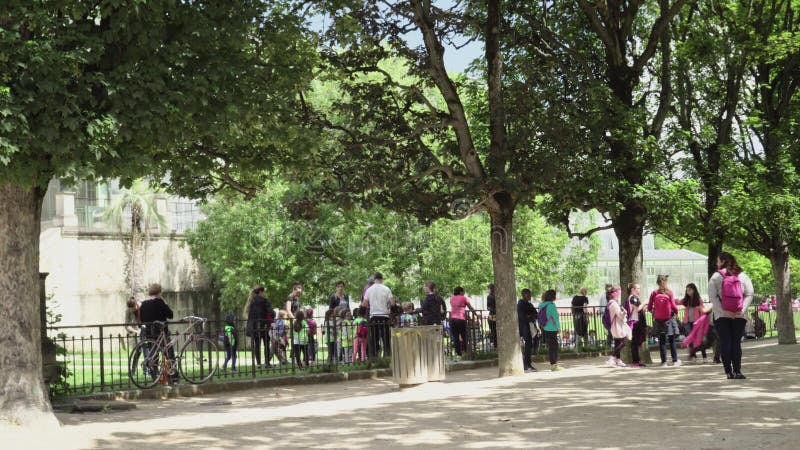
606 357 617 367
674 360 682 367
615 359 628 368
659 362 668 368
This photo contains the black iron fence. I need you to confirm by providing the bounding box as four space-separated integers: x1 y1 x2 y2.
47 305 798 397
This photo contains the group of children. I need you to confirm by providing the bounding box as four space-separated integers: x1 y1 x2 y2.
221 306 373 371
602 276 722 369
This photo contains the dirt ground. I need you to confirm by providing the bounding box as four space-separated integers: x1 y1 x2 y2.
4 340 799 449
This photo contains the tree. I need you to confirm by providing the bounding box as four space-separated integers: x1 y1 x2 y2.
0 1 301 426
514 0 689 292
103 179 167 298
295 0 571 376
649 0 750 277
718 0 800 345
188 183 599 315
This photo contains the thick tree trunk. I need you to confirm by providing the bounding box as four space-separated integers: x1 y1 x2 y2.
613 203 646 288
769 245 797 345
0 183 58 428
490 202 522 376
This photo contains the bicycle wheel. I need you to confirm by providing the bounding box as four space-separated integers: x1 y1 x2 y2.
128 340 164 389
178 335 219 384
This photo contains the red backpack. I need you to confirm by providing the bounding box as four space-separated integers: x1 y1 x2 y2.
719 269 744 312
356 320 369 339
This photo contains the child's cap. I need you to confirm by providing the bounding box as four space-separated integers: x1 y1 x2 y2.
225 314 236 323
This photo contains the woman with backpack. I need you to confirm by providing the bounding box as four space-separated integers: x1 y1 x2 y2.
676 283 707 363
539 289 563 371
647 275 680 367
709 252 754 379
605 286 631 368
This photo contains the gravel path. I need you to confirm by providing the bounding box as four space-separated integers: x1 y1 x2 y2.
4 340 799 449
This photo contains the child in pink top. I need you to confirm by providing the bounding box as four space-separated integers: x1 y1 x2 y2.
676 283 707 362
606 286 632 368
647 275 680 366
449 286 476 360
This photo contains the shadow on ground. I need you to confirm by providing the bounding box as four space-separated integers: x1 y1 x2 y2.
57 342 800 449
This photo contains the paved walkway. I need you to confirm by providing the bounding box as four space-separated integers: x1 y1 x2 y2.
5 341 800 449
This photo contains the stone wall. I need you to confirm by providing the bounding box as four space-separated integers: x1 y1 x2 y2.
39 193 215 336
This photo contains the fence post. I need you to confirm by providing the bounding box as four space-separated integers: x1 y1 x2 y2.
98 325 105 391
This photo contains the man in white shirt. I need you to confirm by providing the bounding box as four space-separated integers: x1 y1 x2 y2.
361 272 395 358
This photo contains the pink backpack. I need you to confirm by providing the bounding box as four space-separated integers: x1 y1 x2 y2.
718 269 744 312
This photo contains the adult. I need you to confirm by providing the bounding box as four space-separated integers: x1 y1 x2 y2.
570 288 589 349
676 283 706 362
486 283 497 348
328 281 350 311
139 283 174 338
138 284 175 374
647 275 680 367
360 275 374 317
709 252 754 379
517 288 539 373
285 281 303 319
361 272 394 359
539 289 563 371
449 286 476 360
328 281 350 361
419 281 446 326
246 285 274 368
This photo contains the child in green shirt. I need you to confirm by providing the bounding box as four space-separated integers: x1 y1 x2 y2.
222 314 238 374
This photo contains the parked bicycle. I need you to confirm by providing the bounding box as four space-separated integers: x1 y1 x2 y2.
128 316 218 389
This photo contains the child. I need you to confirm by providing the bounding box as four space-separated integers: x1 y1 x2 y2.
539 289 562 371
352 307 368 362
305 307 318 362
339 308 354 364
323 309 338 365
222 314 239 374
682 307 717 362
400 302 417 328
676 283 706 362
271 310 288 365
605 286 631 368
292 309 308 369
624 283 647 367
647 274 680 367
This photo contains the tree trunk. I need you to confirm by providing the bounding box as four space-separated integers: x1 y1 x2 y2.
613 203 646 288
0 183 58 428
769 245 797 345
707 238 723 279
490 201 522 376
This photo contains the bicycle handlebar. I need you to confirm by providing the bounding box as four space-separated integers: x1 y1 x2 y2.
180 316 207 323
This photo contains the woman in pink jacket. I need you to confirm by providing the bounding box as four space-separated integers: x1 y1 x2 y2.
606 286 632 368
676 283 706 363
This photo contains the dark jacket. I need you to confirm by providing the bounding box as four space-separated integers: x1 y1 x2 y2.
419 293 446 325
139 297 174 337
328 293 350 310
487 294 496 316
249 295 274 326
517 300 538 337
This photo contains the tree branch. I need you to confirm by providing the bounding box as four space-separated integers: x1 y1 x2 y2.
633 0 690 74
410 0 486 181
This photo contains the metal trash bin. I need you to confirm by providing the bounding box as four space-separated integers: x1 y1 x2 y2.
391 325 446 387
